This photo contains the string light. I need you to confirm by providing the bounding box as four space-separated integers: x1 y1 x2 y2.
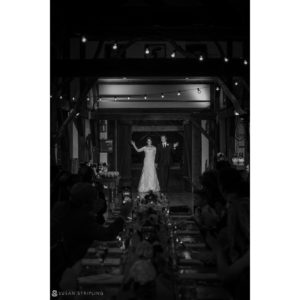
234 111 240 116
216 86 220 91
145 48 150 55
171 51 176 58
224 57 229 63
243 59 248 65
234 81 239 86
59 96 63 100
66 87 213 103
199 55 204 61
112 43 118 50
81 36 87 43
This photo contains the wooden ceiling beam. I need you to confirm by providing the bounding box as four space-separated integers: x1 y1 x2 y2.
52 59 249 78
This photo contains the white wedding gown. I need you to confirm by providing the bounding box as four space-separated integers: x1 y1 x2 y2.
138 146 160 193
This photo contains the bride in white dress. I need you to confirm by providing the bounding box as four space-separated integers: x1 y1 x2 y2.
131 137 160 196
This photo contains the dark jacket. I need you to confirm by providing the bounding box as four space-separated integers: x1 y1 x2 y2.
155 143 175 166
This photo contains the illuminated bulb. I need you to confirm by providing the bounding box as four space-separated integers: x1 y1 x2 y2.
199 55 204 61
171 51 176 58
127 96 130 100
72 97 75 101
76 112 80 117
112 43 118 50
234 81 239 86
244 59 248 65
216 86 220 91
161 93 165 99
114 96 117 101
197 88 201 94
234 111 240 116
81 36 87 43
87 97 90 101
177 91 181 96
145 48 150 55
224 57 229 63
144 95 147 100
185 77 189 80
59 96 63 100
98 97 102 102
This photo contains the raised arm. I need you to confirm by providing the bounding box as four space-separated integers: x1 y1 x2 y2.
131 141 144 153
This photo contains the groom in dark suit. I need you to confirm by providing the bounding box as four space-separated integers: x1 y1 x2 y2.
155 135 179 193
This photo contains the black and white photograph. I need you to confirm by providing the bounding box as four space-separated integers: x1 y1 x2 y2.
50 1 250 299
5 1 300 300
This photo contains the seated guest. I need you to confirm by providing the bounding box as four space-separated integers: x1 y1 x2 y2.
77 164 107 224
62 182 132 266
205 167 250 300
198 171 227 230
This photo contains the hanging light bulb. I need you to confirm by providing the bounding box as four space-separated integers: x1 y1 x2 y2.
197 88 201 94
224 57 229 63
145 48 150 55
234 81 239 86
243 59 248 65
87 97 90 101
199 55 204 61
216 86 220 91
177 91 181 96
72 97 76 101
112 43 118 50
59 96 63 100
234 111 240 116
76 112 80 117
171 51 176 58
127 96 130 100
161 93 165 99
144 95 147 100
81 36 87 43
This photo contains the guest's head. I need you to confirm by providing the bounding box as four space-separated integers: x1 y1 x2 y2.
218 167 245 199
78 165 94 183
200 170 219 191
146 137 152 146
160 135 167 144
69 183 98 212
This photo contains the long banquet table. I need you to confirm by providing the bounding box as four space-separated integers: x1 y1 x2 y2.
74 195 231 300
